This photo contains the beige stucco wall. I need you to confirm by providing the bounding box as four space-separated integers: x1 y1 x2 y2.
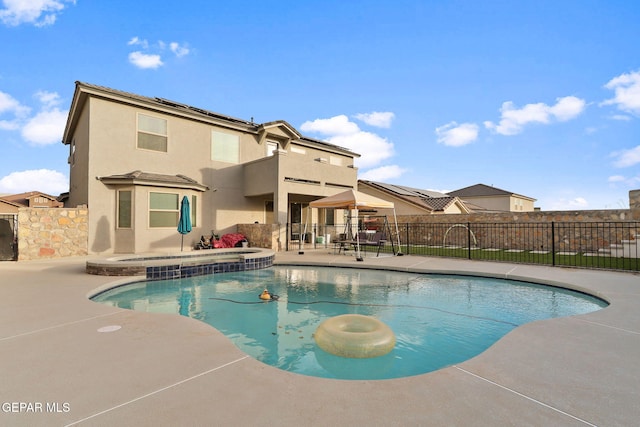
459 195 535 212
67 102 90 208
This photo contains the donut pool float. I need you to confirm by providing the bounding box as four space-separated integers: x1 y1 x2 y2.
314 314 396 358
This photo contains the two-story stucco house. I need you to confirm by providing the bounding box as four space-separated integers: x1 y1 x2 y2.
62 82 359 254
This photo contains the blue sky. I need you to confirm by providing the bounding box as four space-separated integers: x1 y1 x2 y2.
1 0 639 210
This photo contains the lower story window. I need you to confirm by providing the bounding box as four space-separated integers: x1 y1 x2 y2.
149 192 179 227
117 190 132 228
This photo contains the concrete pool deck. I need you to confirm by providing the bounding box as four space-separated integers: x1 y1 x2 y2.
1 251 638 426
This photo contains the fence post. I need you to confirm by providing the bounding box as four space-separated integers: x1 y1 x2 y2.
467 222 472 259
313 223 317 249
285 223 289 251
405 223 410 254
551 221 556 266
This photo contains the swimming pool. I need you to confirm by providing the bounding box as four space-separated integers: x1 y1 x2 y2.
91 266 607 380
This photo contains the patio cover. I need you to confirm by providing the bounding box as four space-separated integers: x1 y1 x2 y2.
310 189 400 260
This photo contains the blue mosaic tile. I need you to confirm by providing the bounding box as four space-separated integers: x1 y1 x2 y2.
144 253 273 280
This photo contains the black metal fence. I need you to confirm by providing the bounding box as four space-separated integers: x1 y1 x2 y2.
289 221 640 272
0 214 18 261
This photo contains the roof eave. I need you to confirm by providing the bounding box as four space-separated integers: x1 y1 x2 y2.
98 177 209 192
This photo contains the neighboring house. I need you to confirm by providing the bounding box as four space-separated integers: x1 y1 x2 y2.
0 199 22 215
62 82 359 254
448 183 536 212
358 180 471 215
0 191 63 214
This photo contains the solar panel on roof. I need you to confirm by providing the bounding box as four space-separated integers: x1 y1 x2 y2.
373 182 415 196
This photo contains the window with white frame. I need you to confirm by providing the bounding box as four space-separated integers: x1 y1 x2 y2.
149 192 179 227
137 114 168 152
211 130 239 163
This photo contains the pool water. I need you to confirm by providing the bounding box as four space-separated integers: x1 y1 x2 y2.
92 266 607 380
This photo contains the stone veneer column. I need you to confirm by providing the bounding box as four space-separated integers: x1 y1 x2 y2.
630 189 640 220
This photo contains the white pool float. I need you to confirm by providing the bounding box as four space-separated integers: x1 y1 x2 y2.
314 314 396 358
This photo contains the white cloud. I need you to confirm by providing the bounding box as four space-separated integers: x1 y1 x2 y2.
609 173 640 188
435 122 479 147
0 169 68 194
548 96 587 121
601 70 640 116
568 197 588 208
615 175 640 187
328 131 394 169
484 96 586 136
0 90 26 114
34 90 61 108
300 113 395 169
170 42 190 58
0 90 30 130
611 145 640 168
359 165 407 181
21 108 67 145
127 37 191 69
548 197 589 210
128 51 163 69
353 111 395 128
0 0 75 27
0 89 67 145
127 36 149 49
610 114 632 121
300 114 359 136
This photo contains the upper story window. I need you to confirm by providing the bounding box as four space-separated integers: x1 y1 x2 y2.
290 146 306 155
266 141 278 156
329 156 342 166
138 114 168 152
211 130 239 163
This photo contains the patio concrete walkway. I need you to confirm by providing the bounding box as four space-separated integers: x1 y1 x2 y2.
0 251 638 426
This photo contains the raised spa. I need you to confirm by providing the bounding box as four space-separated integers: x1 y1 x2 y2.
86 248 275 278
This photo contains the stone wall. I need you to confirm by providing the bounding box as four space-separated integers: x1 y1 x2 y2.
397 207 633 225
237 223 281 251
17 207 88 261
630 189 640 220
394 205 639 253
